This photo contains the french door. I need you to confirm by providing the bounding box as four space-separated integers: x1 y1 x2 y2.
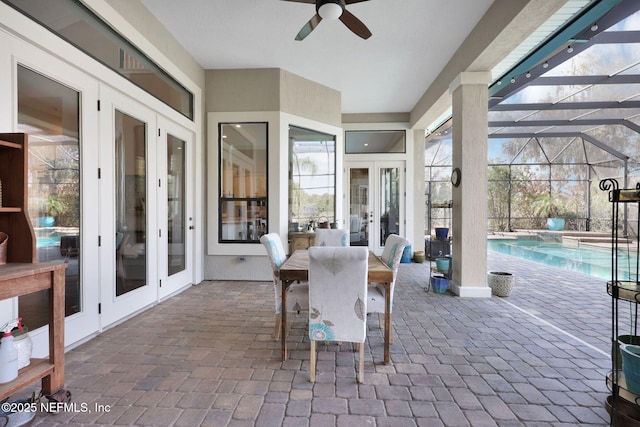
345 161 404 255
99 86 195 326
99 86 158 326
157 117 194 299
2 29 195 352
7 38 101 355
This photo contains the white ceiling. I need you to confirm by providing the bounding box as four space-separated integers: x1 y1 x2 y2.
139 0 495 115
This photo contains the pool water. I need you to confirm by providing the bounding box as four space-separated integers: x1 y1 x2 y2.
37 236 60 248
487 239 638 281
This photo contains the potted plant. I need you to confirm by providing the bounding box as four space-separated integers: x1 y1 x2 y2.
532 193 564 231
38 195 66 227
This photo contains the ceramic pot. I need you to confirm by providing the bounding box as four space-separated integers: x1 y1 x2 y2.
38 216 55 227
435 257 450 272
621 344 640 394
430 275 449 293
605 395 640 426
488 271 514 297
613 335 640 369
435 227 449 241
547 218 565 231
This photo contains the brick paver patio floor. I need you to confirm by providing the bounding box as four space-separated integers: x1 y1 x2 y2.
16 250 613 426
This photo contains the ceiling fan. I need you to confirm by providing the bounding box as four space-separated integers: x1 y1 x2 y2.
282 0 372 41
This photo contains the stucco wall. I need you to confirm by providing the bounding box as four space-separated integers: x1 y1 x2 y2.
206 68 341 127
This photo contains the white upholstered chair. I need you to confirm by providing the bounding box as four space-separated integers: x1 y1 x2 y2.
349 215 363 244
367 234 409 340
260 233 309 341
314 228 348 247
308 246 368 383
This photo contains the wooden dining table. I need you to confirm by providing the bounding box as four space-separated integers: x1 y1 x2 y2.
278 249 394 364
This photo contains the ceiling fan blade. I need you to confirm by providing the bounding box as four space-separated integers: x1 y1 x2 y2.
295 13 322 41
345 0 370 4
339 9 372 40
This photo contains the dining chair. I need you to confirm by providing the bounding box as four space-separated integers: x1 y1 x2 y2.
314 228 348 247
308 246 368 383
349 215 363 244
367 234 409 340
260 233 309 341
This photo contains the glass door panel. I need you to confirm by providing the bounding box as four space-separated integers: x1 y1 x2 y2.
348 168 370 246
17 65 81 329
167 134 185 276
115 110 147 296
380 167 401 246
99 86 157 327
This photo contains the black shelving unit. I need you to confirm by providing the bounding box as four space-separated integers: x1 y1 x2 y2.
601 178 640 426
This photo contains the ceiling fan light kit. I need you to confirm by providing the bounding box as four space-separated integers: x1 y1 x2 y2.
283 0 372 41
318 1 343 20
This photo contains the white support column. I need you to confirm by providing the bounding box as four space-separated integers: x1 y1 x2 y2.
449 72 492 298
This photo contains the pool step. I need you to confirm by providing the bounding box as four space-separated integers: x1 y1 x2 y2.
562 235 633 246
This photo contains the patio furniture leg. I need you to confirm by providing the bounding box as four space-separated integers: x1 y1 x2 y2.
274 313 281 341
358 343 364 383
378 313 393 344
310 341 316 383
385 284 391 364
281 280 288 361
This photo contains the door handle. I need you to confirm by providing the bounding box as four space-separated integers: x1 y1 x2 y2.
189 226 194 230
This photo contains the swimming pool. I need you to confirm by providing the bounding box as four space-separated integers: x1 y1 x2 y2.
487 238 637 281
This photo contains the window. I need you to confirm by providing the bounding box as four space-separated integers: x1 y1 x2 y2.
219 122 267 243
3 0 194 119
288 126 336 231
345 130 405 154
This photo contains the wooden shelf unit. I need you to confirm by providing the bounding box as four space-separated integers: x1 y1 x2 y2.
0 133 67 400
0 133 36 263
